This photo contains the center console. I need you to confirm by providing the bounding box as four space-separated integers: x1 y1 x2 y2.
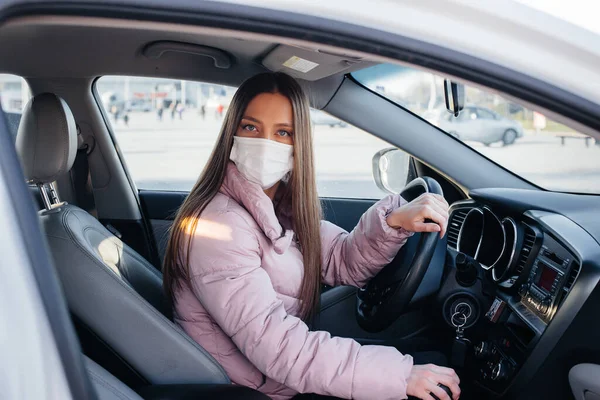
469 232 580 394
518 235 578 322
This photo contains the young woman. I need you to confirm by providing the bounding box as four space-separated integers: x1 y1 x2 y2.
163 72 460 400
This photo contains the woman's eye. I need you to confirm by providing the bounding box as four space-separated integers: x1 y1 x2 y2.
242 124 257 132
277 130 292 137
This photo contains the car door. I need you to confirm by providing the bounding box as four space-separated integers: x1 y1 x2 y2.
475 107 504 143
452 107 479 141
442 107 478 140
96 75 435 344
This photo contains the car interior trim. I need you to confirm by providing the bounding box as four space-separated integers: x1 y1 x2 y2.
493 217 518 282
457 207 485 261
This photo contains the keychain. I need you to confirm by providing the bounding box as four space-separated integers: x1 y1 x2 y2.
450 310 471 368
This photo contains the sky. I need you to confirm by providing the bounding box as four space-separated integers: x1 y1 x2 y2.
515 0 600 34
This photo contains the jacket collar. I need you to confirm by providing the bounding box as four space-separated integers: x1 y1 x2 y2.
220 162 293 254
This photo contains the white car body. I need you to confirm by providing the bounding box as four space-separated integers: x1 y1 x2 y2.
1 1 599 400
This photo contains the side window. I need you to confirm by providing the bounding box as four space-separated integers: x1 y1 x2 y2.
96 76 235 191
0 74 31 143
311 110 404 199
96 76 409 199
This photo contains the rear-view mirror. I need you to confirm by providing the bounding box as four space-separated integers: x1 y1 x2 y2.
372 148 410 194
444 79 465 117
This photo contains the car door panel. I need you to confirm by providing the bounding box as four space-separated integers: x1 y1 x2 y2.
476 108 501 143
140 192 378 265
468 120 485 142
316 285 432 343
139 190 187 263
321 197 374 232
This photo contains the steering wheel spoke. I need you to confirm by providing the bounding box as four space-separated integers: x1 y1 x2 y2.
356 177 444 332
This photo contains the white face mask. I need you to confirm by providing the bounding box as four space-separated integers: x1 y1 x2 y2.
230 136 294 189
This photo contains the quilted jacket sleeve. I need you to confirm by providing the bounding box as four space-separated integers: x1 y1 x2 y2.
321 194 413 288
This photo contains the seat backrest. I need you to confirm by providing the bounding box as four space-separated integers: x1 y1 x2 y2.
16 93 229 386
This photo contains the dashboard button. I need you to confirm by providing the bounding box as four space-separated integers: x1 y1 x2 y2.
474 341 492 359
491 360 512 381
518 284 529 296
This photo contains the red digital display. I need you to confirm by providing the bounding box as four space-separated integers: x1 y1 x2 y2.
538 265 558 291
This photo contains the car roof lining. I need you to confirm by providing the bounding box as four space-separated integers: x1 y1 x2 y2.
0 14 598 139
0 15 378 109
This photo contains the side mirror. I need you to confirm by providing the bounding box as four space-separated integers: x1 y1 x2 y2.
372 148 410 194
444 79 465 117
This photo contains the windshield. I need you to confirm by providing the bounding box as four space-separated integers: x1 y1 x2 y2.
353 64 600 194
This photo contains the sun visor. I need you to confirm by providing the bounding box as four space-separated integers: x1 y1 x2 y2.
262 45 366 81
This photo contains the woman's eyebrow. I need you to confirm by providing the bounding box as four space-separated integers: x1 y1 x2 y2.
242 116 292 128
241 116 262 124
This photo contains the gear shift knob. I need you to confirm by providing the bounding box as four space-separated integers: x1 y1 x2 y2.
431 383 453 400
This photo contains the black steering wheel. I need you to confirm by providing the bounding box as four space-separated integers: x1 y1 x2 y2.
356 177 444 332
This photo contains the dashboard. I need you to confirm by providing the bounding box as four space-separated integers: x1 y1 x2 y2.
450 204 580 324
439 189 600 399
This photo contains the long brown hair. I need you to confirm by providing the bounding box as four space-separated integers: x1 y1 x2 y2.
163 72 323 321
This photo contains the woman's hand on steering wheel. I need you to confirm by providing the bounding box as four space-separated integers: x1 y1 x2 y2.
386 193 450 238
357 179 446 332
406 364 461 400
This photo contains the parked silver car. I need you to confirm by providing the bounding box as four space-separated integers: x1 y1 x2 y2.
438 106 524 146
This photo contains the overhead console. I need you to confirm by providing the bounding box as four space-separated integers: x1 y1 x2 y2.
444 201 582 396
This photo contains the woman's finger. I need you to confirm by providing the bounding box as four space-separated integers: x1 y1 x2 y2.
435 374 462 400
431 365 460 384
422 207 448 237
415 195 449 221
426 382 452 400
425 201 450 226
433 200 451 218
423 195 450 220
416 193 448 210
432 193 450 208
412 222 441 233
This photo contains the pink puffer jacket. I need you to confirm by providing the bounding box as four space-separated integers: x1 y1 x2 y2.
174 163 414 399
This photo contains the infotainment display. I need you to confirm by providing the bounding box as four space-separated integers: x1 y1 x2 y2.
537 264 558 292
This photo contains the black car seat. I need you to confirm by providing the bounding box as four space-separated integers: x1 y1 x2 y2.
15 93 229 387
